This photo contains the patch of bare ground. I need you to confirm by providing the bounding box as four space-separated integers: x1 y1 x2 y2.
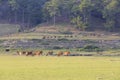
34 24 80 34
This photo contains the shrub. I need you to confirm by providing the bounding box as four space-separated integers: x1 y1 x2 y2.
31 39 42 42
58 38 69 41
82 44 102 52
53 46 63 49
84 39 97 43
59 30 73 34
41 42 50 45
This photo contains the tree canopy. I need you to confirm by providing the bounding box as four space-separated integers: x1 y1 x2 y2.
0 0 120 31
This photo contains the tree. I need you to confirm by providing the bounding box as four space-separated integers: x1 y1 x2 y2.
58 0 75 22
0 0 120 32
8 0 19 25
44 0 60 27
103 0 120 31
79 0 94 28
71 16 87 30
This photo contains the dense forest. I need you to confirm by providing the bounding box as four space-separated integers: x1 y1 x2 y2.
0 0 120 31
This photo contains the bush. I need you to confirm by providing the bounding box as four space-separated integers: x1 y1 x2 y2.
82 44 102 52
53 46 63 49
58 38 69 41
0 40 4 43
59 30 73 34
41 42 50 45
84 39 97 43
31 39 42 42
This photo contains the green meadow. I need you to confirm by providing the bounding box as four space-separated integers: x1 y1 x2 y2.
0 56 120 80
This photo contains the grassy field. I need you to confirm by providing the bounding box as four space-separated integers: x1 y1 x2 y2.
0 24 120 40
0 32 120 40
0 24 19 36
0 23 120 80
0 56 120 80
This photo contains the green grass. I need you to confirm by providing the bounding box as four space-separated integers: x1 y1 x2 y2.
0 32 120 40
0 24 20 36
0 56 120 80
0 23 119 40
0 23 120 40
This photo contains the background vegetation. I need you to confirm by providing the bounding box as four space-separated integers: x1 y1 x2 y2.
0 0 120 31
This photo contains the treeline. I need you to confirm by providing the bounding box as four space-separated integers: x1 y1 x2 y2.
0 0 48 29
0 0 120 31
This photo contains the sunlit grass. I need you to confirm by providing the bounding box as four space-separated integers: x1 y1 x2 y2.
0 56 120 80
0 31 120 40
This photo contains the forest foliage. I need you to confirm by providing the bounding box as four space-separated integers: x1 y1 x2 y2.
0 0 120 31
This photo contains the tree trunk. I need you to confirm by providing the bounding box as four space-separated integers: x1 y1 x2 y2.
27 14 31 28
53 14 56 27
14 11 17 24
14 11 18 30
22 9 25 26
21 9 25 31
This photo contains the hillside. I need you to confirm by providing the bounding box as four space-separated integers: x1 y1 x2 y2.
0 24 20 36
0 24 119 53
0 23 120 40
33 23 80 34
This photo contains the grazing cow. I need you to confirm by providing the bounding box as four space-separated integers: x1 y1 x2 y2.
5 49 10 52
46 51 53 56
54 36 57 39
63 51 70 56
26 51 34 56
22 51 26 55
42 36 46 39
17 51 22 55
57 51 63 56
17 51 26 56
70 35 73 38
34 51 43 56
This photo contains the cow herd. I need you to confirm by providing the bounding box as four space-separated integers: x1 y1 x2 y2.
17 50 71 56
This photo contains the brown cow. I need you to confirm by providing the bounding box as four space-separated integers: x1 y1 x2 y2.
17 51 26 56
34 51 43 56
46 51 53 56
57 51 63 56
63 51 70 56
26 51 34 56
17 51 22 55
